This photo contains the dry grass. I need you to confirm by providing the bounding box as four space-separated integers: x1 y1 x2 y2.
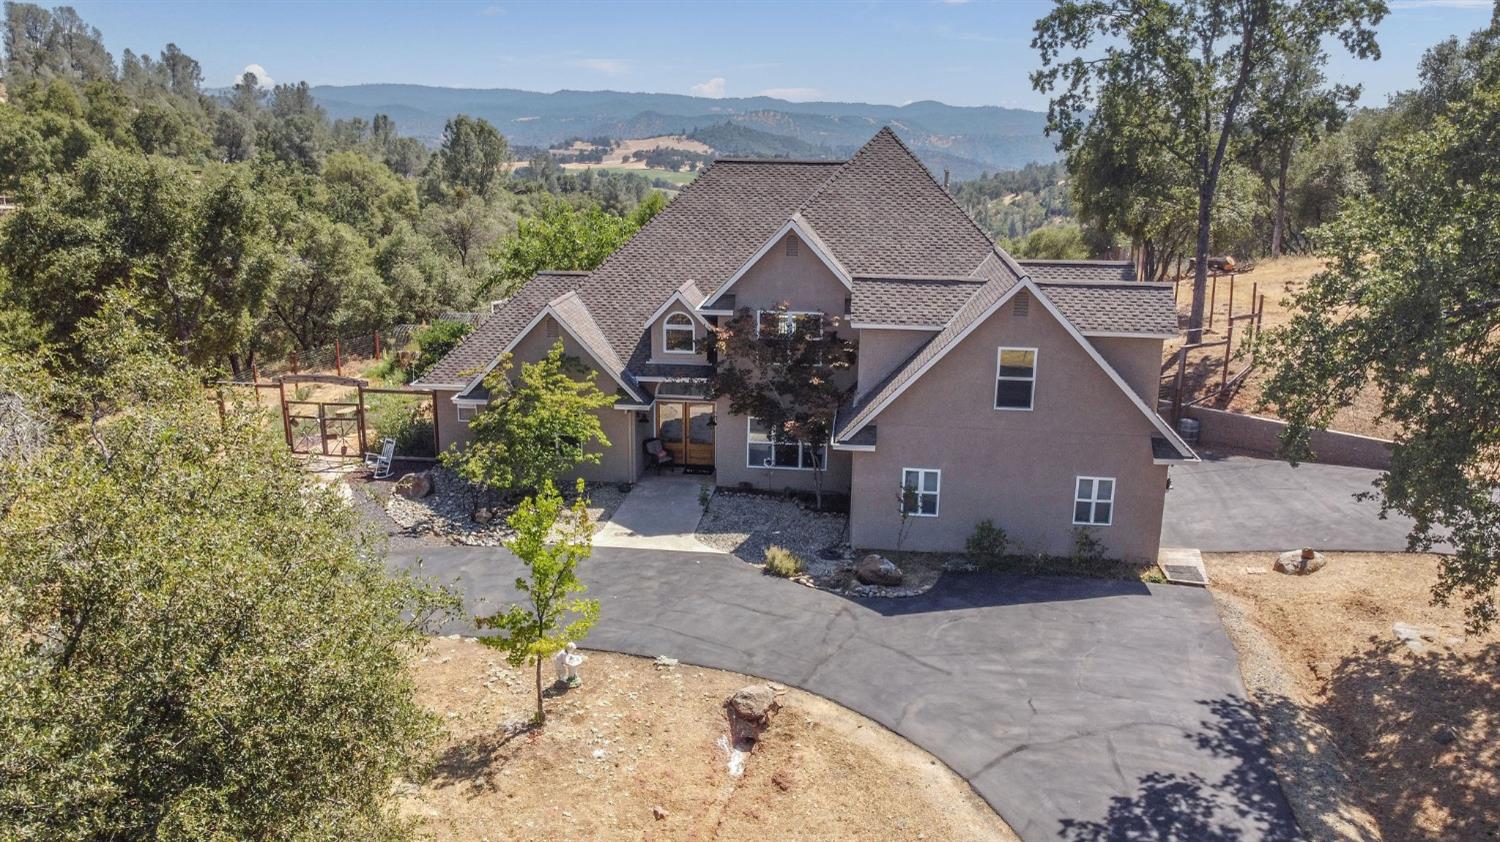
559 135 713 171
402 637 1016 841
1165 256 1399 440
1206 553 1498 841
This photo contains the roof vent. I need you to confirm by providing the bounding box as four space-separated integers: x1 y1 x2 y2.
1013 294 1030 318
544 319 560 339
785 235 799 257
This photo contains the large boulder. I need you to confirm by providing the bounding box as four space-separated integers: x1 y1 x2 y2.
856 553 903 586
1274 548 1326 575
394 471 433 499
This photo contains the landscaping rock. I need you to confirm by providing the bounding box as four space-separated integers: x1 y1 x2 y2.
472 507 495 524
652 805 668 820
1393 621 1439 655
1433 724 1460 745
1274 548 1326 575
856 553 903 586
727 683 779 725
394 471 433 499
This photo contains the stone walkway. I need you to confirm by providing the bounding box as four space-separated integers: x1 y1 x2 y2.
592 473 722 553
390 544 1299 842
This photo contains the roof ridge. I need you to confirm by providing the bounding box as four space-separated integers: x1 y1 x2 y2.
852 273 985 283
1019 259 1133 266
712 157 847 165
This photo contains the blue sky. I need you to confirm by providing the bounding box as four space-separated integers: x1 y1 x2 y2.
68 0 1495 109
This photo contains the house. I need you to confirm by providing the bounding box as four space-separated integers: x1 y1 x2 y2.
415 128 1197 562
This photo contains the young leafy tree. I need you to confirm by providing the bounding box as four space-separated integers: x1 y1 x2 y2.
409 318 473 380
0 305 458 838
1261 72 1500 631
707 305 857 509
476 479 600 725
1032 0 1385 342
441 341 614 496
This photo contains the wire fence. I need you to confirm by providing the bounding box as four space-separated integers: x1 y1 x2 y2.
226 313 484 383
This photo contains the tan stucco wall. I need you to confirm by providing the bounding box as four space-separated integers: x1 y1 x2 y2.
712 399 853 495
727 232 849 317
1091 335 1167 404
647 302 710 365
856 328 934 396
847 294 1168 562
439 316 641 484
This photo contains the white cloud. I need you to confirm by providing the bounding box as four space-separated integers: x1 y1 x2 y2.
480 4 504 15
690 76 726 98
573 57 629 75
239 64 274 88
758 87 821 102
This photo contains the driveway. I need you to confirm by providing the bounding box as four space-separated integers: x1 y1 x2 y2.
1163 451 1438 552
391 544 1297 841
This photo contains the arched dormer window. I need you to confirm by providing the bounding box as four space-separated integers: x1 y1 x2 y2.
663 312 696 354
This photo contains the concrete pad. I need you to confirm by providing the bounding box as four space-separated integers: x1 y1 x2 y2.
592 473 723 553
1159 546 1209 585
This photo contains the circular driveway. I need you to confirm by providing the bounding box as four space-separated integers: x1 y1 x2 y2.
390 544 1298 841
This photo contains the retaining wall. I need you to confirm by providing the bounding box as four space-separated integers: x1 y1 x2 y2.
1177 405 1393 470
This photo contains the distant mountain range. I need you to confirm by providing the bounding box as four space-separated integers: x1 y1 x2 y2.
309 85 1060 179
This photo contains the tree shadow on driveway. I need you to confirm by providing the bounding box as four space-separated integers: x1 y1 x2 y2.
1057 697 1300 841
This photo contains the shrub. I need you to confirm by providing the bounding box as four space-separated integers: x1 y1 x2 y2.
410 319 473 380
365 392 435 457
763 545 804 578
1071 527 1107 566
965 519 1009 566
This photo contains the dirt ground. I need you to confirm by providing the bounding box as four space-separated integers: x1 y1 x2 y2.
1205 552 1498 841
559 135 713 170
403 637 1016 841
1166 256 1399 440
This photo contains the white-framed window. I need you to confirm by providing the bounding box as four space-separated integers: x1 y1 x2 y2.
746 417 825 470
995 347 1037 410
456 402 482 423
755 310 822 338
663 311 696 354
1073 476 1115 526
900 468 940 517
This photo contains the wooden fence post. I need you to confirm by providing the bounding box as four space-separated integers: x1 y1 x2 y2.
335 338 343 377
1208 274 1218 331
1227 273 1236 320
1222 321 1234 394
373 330 382 358
290 350 299 375
278 379 292 447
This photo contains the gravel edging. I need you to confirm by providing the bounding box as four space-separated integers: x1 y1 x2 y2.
1209 587 1381 841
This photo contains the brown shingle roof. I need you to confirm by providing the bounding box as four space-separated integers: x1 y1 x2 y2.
850 276 983 327
1019 259 1137 284
416 271 586 386
1038 282 1178 336
799 128 998 277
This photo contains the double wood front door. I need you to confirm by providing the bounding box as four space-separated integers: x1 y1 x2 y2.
657 402 715 467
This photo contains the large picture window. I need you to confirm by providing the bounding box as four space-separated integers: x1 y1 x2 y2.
995 347 1037 410
900 468 940 517
663 312 696 353
1073 476 1115 526
747 417 825 470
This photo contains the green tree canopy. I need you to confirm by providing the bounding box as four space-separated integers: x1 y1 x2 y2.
1032 0 1385 340
0 309 457 837
441 341 615 496
1262 66 1500 630
485 193 663 297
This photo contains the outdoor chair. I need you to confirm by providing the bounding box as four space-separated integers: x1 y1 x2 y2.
642 437 676 474
365 437 396 479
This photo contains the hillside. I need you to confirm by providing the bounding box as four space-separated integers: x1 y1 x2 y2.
310 85 1058 178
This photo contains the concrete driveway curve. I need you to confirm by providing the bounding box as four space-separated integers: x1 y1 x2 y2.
391 544 1298 841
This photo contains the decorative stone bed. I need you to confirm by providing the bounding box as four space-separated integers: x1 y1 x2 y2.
694 490 944 597
372 467 627 546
